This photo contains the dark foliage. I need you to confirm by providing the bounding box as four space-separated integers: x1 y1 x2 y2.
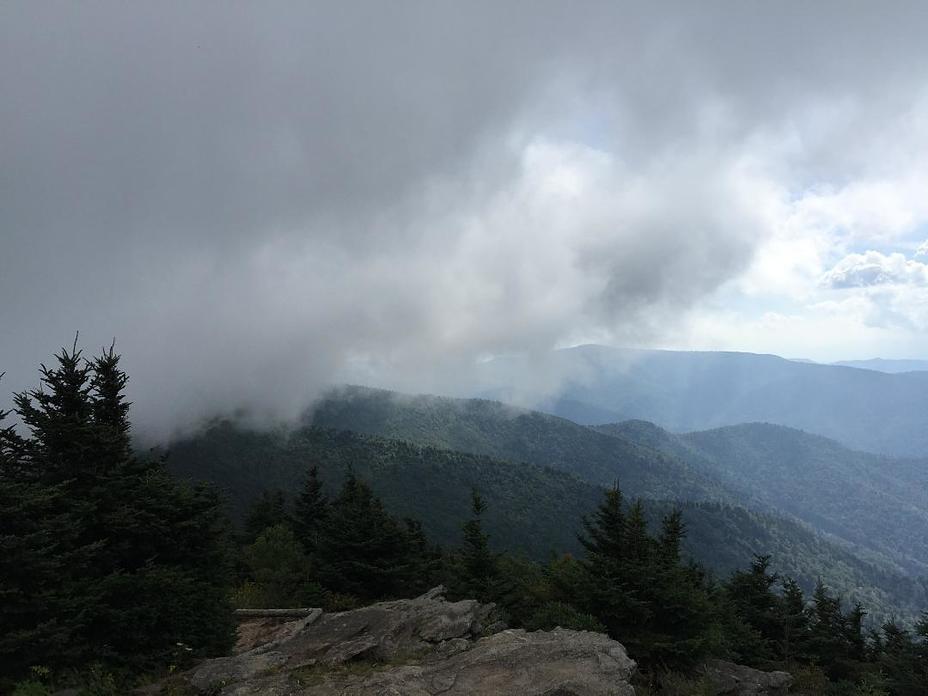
0 343 235 684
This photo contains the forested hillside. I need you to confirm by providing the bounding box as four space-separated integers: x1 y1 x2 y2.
164 420 928 622
598 421 928 577
308 385 733 502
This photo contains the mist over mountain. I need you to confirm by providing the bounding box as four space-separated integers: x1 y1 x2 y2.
7 1 928 690
164 393 928 624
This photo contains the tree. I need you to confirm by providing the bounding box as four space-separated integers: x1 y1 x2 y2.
234 524 323 608
778 576 811 666
657 508 685 565
292 464 328 556
724 555 781 665
578 485 712 669
315 472 423 601
244 489 290 543
0 341 235 680
460 488 496 599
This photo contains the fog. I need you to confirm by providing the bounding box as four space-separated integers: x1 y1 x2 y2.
4 2 928 440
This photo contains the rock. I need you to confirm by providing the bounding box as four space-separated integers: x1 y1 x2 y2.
229 628 636 696
155 587 638 695
280 588 494 667
234 608 323 654
704 659 793 695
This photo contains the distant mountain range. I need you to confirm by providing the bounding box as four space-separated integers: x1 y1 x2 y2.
832 358 928 373
469 345 928 456
160 384 928 622
597 420 928 577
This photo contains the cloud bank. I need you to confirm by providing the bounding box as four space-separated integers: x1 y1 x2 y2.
4 2 928 438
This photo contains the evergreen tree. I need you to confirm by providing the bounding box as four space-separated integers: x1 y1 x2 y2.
658 508 685 565
315 472 423 601
460 488 496 599
875 620 923 696
244 489 290 543
578 484 650 644
234 524 324 608
0 342 235 680
724 555 781 665
807 580 849 678
778 576 811 666
578 485 712 669
292 464 328 556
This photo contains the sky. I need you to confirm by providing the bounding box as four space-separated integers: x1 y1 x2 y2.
4 2 928 438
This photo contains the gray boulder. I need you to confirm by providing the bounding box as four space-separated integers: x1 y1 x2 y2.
159 586 638 696
704 659 793 695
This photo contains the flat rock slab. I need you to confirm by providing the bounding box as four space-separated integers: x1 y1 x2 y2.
224 628 636 696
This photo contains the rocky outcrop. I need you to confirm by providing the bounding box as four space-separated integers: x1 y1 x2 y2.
704 659 793 696
150 588 794 696
156 586 637 696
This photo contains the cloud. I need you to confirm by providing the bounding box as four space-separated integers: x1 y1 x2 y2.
822 251 928 289
5 2 928 437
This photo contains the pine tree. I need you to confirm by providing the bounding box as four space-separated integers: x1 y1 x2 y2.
235 524 323 608
578 485 711 669
244 489 290 543
876 619 923 696
725 554 781 665
460 488 496 599
778 576 811 666
0 342 235 679
315 472 422 600
657 508 685 565
807 581 854 681
293 464 328 556
579 483 625 565
0 382 90 678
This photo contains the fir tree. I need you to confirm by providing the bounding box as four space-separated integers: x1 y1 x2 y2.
235 524 323 608
724 554 781 665
778 576 811 666
578 485 711 669
460 488 496 599
0 341 235 680
315 472 422 600
244 489 290 543
293 464 328 556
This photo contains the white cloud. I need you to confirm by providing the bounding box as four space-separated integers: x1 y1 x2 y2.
822 251 928 289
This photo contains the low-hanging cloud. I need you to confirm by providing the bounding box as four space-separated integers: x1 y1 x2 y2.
4 2 928 440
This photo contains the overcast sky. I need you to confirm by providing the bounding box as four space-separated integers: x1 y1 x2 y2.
4 2 928 438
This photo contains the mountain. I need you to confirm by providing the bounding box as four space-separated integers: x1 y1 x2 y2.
471 344 928 457
833 358 928 373
597 421 928 577
310 386 928 576
164 419 927 622
308 385 733 503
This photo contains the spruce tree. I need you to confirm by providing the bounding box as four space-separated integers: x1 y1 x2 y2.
460 488 496 599
725 555 781 665
778 576 811 666
578 485 711 669
805 580 867 682
315 472 422 601
0 342 235 680
293 464 329 556
244 489 290 543
235 524 323 608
